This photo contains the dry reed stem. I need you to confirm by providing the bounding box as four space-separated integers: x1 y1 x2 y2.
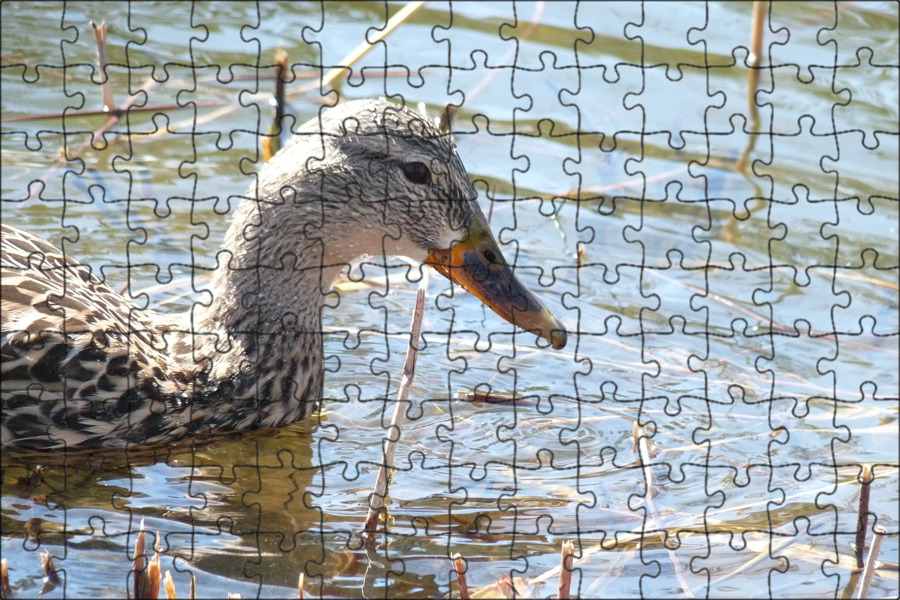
856 464 874 569
364 282 427 532
41 550 60 585
636 425 654 502
0 558 8 600
452 554 469 600
637 425 694 597
857 525 886 599
746 1 766 108
438 104 458 133
132 520 160 600
321 2 425 92
737 1 767 171
148 534 161 600
91 21 115 112
262 47 289 162
558 540 575 599
133 524 147 598
164 570 176 599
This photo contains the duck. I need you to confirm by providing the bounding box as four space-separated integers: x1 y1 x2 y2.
1 98 567 455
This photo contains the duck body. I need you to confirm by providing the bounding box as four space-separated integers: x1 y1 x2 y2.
1 217 324 452
1 99 566 455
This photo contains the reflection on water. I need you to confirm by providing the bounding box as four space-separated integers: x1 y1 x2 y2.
2 1 898 598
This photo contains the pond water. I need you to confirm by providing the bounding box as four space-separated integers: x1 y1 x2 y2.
2 2 898 598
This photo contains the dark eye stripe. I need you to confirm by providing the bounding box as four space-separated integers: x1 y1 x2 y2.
403 162 431 184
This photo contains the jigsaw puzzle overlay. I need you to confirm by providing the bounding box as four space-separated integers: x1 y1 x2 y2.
1 2 898 598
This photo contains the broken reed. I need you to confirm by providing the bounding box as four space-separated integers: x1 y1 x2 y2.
855 464 874 569
91 20 115 113
558 540 575 599
452 554 469 600
132 520 160 600
363 284 427 533
261 46 289 162
0 559 8 600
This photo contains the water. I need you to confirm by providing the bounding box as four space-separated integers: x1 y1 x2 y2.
2 2 898 598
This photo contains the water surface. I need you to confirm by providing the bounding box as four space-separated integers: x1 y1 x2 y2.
2 2 897 598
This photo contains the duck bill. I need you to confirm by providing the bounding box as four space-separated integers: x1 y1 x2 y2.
426 220 567 350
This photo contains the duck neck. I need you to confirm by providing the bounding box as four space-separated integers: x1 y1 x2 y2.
189 197 344 428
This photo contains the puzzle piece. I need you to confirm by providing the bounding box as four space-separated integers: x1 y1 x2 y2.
2 3 898 599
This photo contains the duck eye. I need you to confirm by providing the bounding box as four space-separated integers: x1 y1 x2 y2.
402 161 431 184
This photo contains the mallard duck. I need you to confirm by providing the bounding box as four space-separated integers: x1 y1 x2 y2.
1 99 566 454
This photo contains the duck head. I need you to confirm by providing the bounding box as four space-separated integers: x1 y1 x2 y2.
246 98 567 350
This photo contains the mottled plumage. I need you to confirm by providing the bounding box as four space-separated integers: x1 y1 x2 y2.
2 99 566 456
